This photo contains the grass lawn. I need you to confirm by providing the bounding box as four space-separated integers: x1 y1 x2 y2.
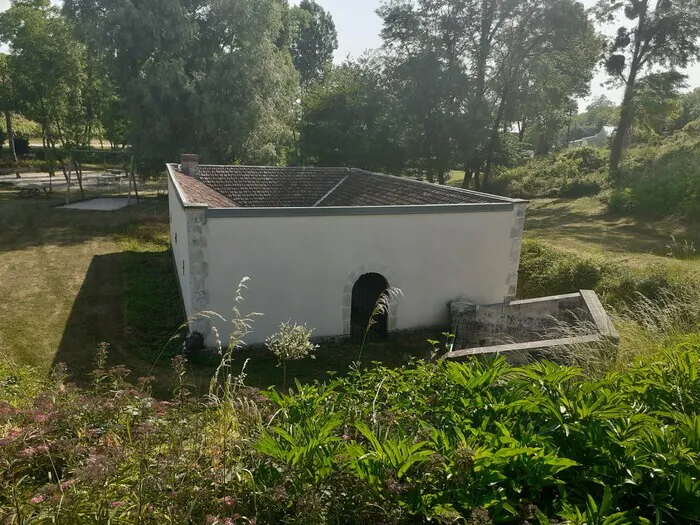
524 196 700 272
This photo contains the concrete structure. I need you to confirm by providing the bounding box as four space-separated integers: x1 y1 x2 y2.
167 155 527 345
447 290 619 364
568 126 616 148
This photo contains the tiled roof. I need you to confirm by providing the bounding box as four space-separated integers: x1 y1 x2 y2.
199 166 350 207
170 164 511 208
319 170 506 206
171 168 235 208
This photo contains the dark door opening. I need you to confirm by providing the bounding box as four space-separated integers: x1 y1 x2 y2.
351 273 389 342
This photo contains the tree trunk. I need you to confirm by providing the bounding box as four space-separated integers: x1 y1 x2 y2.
518 120 527 143
76 161 85 200
474 171 481 190
461 169 474 189
610 76 637 172
535 133 550 156
462 0 494 189
610 1 647 172
482 90 508 188
5 111 16 163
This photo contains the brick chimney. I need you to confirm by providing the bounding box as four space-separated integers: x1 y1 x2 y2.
180 154 200 179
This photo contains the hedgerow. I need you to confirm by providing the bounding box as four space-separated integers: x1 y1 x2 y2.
2 337 700 524
609 131 700 219
493 147 608 199
518 239 700 313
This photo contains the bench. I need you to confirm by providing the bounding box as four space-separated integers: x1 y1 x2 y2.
19 184 52 198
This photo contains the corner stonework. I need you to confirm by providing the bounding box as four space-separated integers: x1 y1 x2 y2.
186 207 211 336
506 202 527 302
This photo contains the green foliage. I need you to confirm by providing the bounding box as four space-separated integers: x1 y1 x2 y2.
518 239 700 316
595 0 700 170
13 136 29 156
289 0 338 86
610 132 700 218
266 321 318 390
496 146 608 198
10 114 42 139
4 342 700 523
299 60 407 172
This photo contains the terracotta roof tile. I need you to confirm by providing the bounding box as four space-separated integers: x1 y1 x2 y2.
171 167 235 208
170 164 511 208
199 166 350 207
318 170 506 206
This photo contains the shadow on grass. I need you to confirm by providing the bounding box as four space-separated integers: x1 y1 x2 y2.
0 188 168 254
194 330 441 392
525 199 692 255
54 250 187 398
55 249 443 398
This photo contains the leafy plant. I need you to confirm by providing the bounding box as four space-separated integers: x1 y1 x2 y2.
266 321 318 391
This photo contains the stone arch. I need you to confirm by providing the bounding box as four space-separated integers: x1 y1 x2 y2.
342 265 400 336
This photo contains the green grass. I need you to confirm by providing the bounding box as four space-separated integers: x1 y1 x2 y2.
525 196 700 272
0 186 186 395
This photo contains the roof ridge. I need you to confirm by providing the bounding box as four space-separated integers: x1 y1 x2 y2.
349 168 518 204
312 174 350 207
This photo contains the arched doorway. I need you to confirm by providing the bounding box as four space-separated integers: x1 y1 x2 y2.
351 273 389 342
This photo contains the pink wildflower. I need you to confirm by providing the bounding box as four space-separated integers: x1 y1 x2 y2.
110 501 124 508
219 496 234 507
60 479 76 490
30 495 45 504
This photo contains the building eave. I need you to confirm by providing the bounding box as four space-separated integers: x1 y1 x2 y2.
206 201 524 218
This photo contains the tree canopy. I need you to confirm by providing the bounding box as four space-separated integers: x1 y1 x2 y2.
0 0 698 185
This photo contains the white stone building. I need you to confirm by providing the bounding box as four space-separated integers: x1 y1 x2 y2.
167 155 526 345
568 126 616 148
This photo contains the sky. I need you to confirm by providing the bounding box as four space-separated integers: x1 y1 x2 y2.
2 0 699 112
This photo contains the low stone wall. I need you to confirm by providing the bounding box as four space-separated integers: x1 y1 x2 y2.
447 290 618 363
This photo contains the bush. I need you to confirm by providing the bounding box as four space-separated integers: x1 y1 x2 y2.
495 146 608 199
2 341 700 523
14 136 30 156
518 239 700 314
611 132 700 218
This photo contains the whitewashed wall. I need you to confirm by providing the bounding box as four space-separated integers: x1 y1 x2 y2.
204 210 518 345
168 177 192 317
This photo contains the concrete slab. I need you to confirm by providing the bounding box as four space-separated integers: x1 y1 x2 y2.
61 198 134 211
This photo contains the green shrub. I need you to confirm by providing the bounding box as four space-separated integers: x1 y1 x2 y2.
611 132 700 218
495 146 608 199
519 239 700 317
13 136 30 156
3 342 700 523
517 239 608 298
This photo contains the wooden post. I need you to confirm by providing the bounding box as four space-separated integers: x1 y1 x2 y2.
65 153 72 205
130 155 139 204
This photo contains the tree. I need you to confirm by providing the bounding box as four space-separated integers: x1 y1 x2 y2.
63 0 299 167
512 0 600 156
300 58 406 172
676 87 700 129
633 70 685 138
0 0 88 190
575 95 619 138
596 0 700 171
290 0 338 86
378 0 473 183
0 54 17 162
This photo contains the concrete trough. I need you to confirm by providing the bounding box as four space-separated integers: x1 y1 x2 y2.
446 290 618 364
